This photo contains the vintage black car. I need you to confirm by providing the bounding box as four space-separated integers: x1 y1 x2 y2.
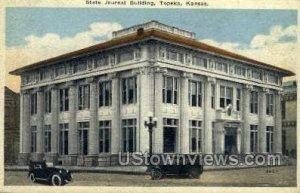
28 161 73 186
148 154 204 180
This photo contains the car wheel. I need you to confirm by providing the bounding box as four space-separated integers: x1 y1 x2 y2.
51 174 62 186
151 168 163 180
29 173 36 183
188 168 201 179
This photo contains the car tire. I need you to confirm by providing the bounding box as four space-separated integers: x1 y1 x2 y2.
51 174 63 186
151 168 163 180
29 173 36 183
188 168 201 179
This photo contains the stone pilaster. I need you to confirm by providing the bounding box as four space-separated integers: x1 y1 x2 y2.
204 76 215 154
68 81 78 164
180 72 192 154
36 89 44 158
111 73 120 154
153 67 166 153
258 88 267 153
50 86 59 164
242 84 252 154
274 91 283 154
18 90 31 165
138 67 151 153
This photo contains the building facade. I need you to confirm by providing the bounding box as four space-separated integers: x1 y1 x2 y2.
10 21 294 166
282 81 297 157
4 87 20 165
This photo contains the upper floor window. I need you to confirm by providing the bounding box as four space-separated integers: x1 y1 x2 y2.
73 59 87 73
267 74 278 84
215 62 228 73
122 77 137 105
220 86 233 108
236 88 241 111
266 93 274 116
163 76 178 104
55 65 67 77
99 81 112 107
188 81 202 107
211 84 215 109
78 85 90 110
117 50 134 63
30 93 37 115
40 70 50 81
59 88 69 112
95 55 109 68
235 65 246 77
44 91 51 113
252 70 263 81
166 49 184 63
192 56 207 68
250 91 259 114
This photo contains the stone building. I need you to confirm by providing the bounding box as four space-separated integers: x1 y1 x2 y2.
4 86 20 165
10 21 294 166
282 80 297 157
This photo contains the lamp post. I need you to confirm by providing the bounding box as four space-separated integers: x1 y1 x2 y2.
144 112 157 158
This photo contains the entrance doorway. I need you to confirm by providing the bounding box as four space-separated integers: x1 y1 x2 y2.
163 127 176 153
224 127 237 154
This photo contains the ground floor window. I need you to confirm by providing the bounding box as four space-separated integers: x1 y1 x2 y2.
250 125 258 153
122 119 136 152
44 125 51 153
190 120 202 153
59 123 69 155
99 121 111 153
266 126 274 153
78 122 89 155
163 118 178 153
31 126 37 153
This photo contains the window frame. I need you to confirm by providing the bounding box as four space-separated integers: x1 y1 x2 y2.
189 120 202 153
78 84 90 110
250 91 259 114
99 120 111 153
122 119 137 153
162 76 178 104
122 77 137 105
250 125 258 153
44 125 51 153
188 80 202 107
59 123 69 155
99 81 112 107
219 86 233 108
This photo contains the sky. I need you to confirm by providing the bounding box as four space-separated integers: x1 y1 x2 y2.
5 8 297 92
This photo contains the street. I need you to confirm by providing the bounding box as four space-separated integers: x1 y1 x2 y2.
4 166 296 187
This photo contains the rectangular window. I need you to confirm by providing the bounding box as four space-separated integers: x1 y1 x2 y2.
78 85 90 110
268 74 278 84
166 49 184 63
250 91 259 114
40 70 50 81
122 119 136 152
44 125 51 153
55 65 66 77
99 121 111 153
163 76 178 104
163 118 178 153
99 81 112 107
73 59 87 73
250 125 258 153
122 77 137 104
252 70 263 81
78 122 89 155
95 55 109 68
118 50 134 63
59 88 69 112
220 86 233 108
215 62 228 73
44 91 51 113
234 66 246 77
211 84 215 109
30 93 37 115
192 56 207 68
266 126 274 153
31 126 37 153
236 88 241 111
188 81 202 107
190 120 202 153
266 93 274 116
59 123 69 155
